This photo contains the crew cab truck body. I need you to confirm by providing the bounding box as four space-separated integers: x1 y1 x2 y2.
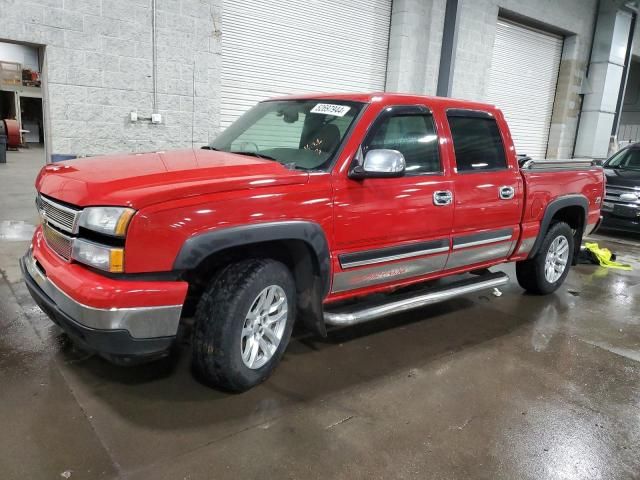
22 93 604 391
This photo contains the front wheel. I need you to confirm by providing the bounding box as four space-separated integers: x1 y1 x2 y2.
191 259 296 392
516 221 574 295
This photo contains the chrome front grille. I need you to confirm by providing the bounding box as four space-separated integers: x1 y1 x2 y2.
37 194 81 234
604 185 640 206
37 194 81 261
42 223 73 260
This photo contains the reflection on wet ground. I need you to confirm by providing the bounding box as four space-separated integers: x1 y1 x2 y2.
0 220 36 241
2 238 638 479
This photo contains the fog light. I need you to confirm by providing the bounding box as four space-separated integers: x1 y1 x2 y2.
71 238 124 273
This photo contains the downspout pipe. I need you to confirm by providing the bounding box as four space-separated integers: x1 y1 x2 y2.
151 0 158 113
436 0 461 97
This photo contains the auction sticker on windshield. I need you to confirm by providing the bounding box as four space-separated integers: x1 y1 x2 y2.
310 104 351 117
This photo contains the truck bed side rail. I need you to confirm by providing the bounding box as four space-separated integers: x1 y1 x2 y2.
521 158 601 170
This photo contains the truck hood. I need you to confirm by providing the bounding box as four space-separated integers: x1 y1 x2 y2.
604 167 640 188
36 149 309 209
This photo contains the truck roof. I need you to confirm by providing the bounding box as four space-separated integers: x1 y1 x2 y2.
267 91 498 111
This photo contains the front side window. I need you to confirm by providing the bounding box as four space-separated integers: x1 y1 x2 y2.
365 113 440 174
447 112 507 172
210 100 363 171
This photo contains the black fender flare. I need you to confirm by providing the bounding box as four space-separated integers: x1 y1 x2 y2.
528 194 589 259
173 221 331 298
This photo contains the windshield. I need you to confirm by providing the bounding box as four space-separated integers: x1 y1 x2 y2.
210 100 364 171
605 148 640 171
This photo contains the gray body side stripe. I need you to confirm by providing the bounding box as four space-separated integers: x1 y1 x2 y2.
332 254 448 293
452 228 514 249
339 238 450 269
445 241 515 269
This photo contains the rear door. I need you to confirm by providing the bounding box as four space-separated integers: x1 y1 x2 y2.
331 105 454 295
444 109 523 270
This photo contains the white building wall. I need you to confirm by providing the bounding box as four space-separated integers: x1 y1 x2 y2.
451 0 597 101
385 0 598 158
385 0 446 95
620 60 640 142
0 0 619 160
0 0 222 157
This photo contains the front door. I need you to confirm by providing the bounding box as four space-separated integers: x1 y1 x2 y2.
444 109 522 270
331 105 454 295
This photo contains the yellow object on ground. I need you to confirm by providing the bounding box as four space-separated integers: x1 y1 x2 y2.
584 242 632 270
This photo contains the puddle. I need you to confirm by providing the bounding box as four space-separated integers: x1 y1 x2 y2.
0 221 36 241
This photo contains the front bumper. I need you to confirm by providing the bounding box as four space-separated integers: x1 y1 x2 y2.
601 212 640 233
21 229 188 361
22 255 175 361
585 216 603 236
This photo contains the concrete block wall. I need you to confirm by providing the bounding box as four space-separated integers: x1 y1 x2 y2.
385 0 446 95
619 49 640 141
449 0 500 102
425 0 446 94
0 0 222 157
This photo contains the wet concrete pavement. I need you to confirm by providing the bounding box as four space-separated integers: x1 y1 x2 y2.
1 149 640 479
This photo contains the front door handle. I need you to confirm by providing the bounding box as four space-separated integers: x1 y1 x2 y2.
499 186 515 200
433 190 453 206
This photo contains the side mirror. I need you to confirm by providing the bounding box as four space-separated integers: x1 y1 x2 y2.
517 154 533 168
349 149 406 179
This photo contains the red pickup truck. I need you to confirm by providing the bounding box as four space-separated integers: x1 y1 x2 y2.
22 93 604 391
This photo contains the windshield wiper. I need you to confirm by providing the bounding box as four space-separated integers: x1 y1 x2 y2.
230 151 278 162
282 162 312 171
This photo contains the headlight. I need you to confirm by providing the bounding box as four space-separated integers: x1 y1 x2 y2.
72 238 124 273
78 207 135 237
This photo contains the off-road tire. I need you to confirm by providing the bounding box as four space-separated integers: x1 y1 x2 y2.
192 259 296 392
516 221 574 295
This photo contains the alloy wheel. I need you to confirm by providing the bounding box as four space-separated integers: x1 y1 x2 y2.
240 285 288 369
544 235 569 283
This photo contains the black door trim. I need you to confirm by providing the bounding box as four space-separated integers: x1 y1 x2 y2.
339 238 450 269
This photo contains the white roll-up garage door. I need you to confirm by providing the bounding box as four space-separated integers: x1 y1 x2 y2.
220 0 391 128
486 19 563 159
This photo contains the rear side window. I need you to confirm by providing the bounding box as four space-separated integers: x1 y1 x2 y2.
366 113 440 174
447 112 507 172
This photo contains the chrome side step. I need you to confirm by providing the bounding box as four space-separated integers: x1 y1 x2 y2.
323 272 509 327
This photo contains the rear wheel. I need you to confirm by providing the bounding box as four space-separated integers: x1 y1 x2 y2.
191 259 296 392
516 221 574 295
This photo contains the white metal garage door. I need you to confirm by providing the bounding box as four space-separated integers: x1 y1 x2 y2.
486 19 563 159
220 0 391 129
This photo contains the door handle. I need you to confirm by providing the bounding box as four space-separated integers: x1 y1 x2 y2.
433 190 453 206
499 186 515 200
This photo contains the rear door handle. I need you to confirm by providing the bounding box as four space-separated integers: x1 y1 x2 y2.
433 190 453 206
499 186 515 200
